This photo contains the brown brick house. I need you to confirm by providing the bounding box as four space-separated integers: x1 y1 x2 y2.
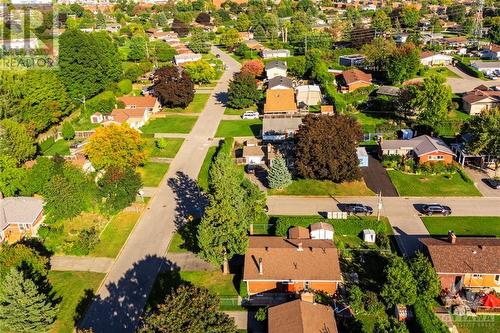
420 233 500 292
243 236 342 295
338 68 372 93
0 197 44 244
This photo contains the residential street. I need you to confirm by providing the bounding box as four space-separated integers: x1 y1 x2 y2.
79 46 241 332
445 65 500 93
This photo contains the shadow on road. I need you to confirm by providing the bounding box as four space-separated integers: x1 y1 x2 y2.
79 256 179 332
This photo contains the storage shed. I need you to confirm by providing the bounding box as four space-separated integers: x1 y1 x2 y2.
310 222 334 240
357 147 369 167
363 229 376 243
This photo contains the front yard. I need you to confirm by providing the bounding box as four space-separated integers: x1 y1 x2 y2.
145 138 184 158
164 93 210 114
138 162 169 187
141 115 198 134
387 170 481 197
224 105 258 116
48 271 105 333
215 119 262 137
422 216 500 237
268 179 375 196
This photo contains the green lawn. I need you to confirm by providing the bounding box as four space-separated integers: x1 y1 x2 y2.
48 271 105 333
268 179 375 196
352 112 395 133
180 271 239 296
453 315 500 333
42 139 71 156
145 138 184 158
387 170 481 197
422 216 500 237
90 211 142 257
141 115 198 134
167 232 188 253
138 162 169 187
197 146 217 191
421 66 461 78
215 119 262 137
224 105 257 116
164 93 210 113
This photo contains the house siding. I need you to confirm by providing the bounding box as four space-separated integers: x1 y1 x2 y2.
247 280 338 295
346 81 371 93
1 210 43 244
463 273 500 289
418 151 454 164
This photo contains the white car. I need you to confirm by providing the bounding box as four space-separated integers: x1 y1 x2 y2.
242 111 259 119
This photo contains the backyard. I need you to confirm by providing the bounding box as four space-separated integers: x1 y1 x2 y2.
388 170 481 197
145 138 184 158
352 111 397 133
141 115 198 134
164 93 210 113
268 179 375 196
138 162 169 187
422 216 500 237
42 139 71 156
48 271 104 333
215 119 262 137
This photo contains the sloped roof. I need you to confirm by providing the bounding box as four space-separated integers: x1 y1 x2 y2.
268 76 293 89
381 135 455 157
263 117 303 134
420 237 500 274
0 197 44 230
265 60 287 71
288 226 311 239
462 89 500 104
342 69 372 85
268 299 338 333
310 222 334 232
420 51 436 59
109 108 147 123
264 89 296 113
117 95 157 108
242 145 265 157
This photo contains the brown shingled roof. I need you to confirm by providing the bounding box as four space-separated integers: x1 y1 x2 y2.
288 226 311 239
268 299 338 333
420 237 500 274
342 69 372 86
243 236 342 281
109 108 147 123
117 95 157 108
263 89 297 113
462 89 500 104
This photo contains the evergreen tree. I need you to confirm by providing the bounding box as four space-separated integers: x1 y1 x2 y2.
0 268 57 333
61 122 75 141
410 252 441 302
381 256 417 306
267 156 292 189
227 73 259 109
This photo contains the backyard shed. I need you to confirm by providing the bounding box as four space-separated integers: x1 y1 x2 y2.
363 229 376 243
357 147 369 167
310 222 334 240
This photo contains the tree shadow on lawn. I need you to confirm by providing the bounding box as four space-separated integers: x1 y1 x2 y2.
250 124 262 137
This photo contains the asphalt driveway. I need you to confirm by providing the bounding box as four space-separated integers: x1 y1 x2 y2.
361 155 398 197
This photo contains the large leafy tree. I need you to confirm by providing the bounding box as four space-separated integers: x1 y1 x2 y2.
23 157 57 196
446 4 466 23
153 66 195 107
188 29 210 54
84 124 148 171
241 60 264 77
184 60 216 84
128 35 148 62
463 107 500 175
150 41 176 62
410 252 441 302
0 156 26 197
99 167 142 213
198 149 266 270
413 75 452 129
220 28 241 50
399 5 421 29
0 243 49 282
0 119 36 165
0 268 57 333
386 43 420 84
381 256 417 306
227 73 259 109
295 114 362 182
140 285 237 333
372 10 392 32
267 156 292 189
361 37 396 72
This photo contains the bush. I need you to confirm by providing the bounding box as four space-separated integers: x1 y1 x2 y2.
39 137 55 152
457 168 473 183
155 138 167 149
382 155 402 169
85 91 116 116
117 79 133 95
239 280 248 297
413 299 449 333
415 162 457 175
71 227 100 255
254 307 267 322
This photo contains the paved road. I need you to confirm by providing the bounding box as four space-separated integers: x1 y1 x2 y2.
446 65 500 93
80 46 241 332
267 196 500 256
50 256 114 273
464 167 500 197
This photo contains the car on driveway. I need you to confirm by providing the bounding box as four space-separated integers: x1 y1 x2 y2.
343 203 373 216
242 111 260 119
485 178 500 189
422 204 452 216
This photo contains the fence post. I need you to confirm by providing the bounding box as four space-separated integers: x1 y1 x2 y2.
249 223 254 235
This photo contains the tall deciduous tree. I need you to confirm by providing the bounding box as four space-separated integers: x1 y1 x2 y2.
414 74 452 128
85 124 148 171
153 66 195 107
220 28 241 50
380 256 417 306
0 119 36 164
188 29 210 54
410 252 441 302
99 167 142 213
128 36 148 61
399 5 421 29
140 285 237 333
0 156 26 197
227 73 259 109
0 243 49 281
386 43 420 84
295 115 362 182
241 60 264 77
372 10 392 32
184 60 216 84
0 268 57 333
267 156 292 189
61 122 75 140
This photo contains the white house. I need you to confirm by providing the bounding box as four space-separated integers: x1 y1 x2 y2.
420 51 453 67
242 141 265 165
174 53 202 65
265 61 287 79
262 49 290 59
471 60 500 75
310 222 334 240
296 85 322 107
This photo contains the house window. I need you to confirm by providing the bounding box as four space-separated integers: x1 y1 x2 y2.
495 275 500 285
472 274 483 279
429 155 444 161
18 224 25 231
304 281 311 290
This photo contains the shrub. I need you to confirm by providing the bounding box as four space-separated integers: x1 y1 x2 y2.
239 280 248 297
85 91 116 116
413 299 449 333
254 307 267 322
71 227 100 255
457 168 473 183
348 285 364 313
382 154 402 169
155 138 167 149
117 79 133 95
39 137 55 152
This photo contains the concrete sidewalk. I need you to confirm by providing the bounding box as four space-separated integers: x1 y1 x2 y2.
50 256 114 273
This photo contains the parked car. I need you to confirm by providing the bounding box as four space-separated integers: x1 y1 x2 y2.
422 204 452 216
485 178 500 189
343 204 373 215
242 111 260 119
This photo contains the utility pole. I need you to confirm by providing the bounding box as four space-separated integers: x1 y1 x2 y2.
377 191 382 222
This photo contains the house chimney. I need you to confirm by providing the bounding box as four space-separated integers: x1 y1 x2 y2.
448 230 456 244
297 242 304 252
300 292 315 303
258 258 263 275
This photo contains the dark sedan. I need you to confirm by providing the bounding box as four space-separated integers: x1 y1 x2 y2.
422 204 452 216
485 178 500 190
343 204 373 216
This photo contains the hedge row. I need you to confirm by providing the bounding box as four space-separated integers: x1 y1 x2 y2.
413 300 449 333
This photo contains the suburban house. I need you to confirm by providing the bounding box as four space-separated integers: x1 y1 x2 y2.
238 32 254 41
262 117 303 141
339 54 366 67
338 68 372 93
117 95 161 114
0 38 39 51
242 140 265 165
0 196 44 244
480 44 500 60
268 296 338 333
295 85 322 108
471 60 500 75
265 61 287 79
174 53 202 65
262 49 290 59
90 112 104 124
420 51 453 67
376 85 401 97
268 76 293 90
243 236 342 295
462 87 500 115
438 36 469 48
420 233 500 292
263 89 297 114
379 135 456 165
105 108 150 130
